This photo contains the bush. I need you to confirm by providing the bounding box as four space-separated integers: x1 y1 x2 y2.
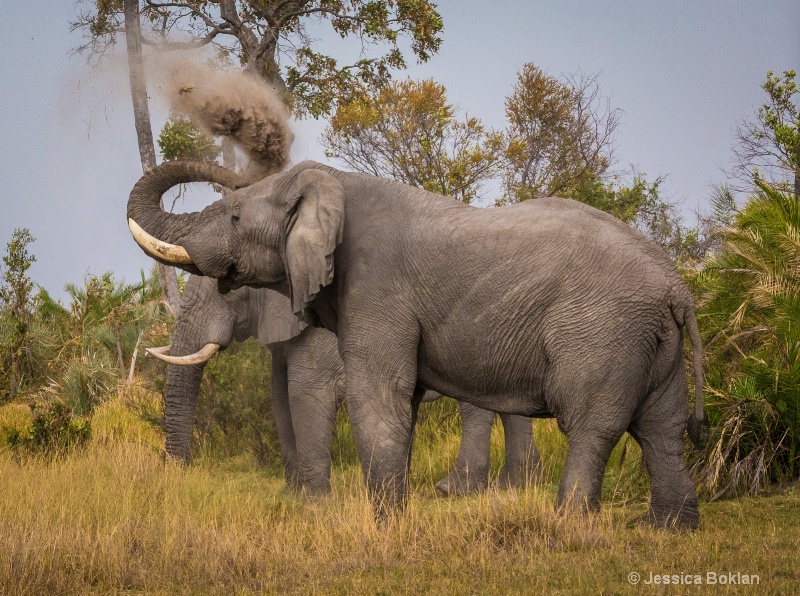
693 181 800 496
194 338 281 468
5 400 91 456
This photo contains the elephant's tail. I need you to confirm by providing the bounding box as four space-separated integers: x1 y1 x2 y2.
683 303 708 449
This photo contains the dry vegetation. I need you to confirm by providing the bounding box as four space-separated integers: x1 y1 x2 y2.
0 390 797 595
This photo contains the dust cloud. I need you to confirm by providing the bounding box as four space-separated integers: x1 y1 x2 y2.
150 54 294 181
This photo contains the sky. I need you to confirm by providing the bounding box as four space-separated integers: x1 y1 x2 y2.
0 1 798 303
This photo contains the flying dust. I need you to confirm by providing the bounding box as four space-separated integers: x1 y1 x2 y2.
150 54 295 180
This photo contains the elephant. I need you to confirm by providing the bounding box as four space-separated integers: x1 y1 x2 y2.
148 273 540 496
127 159 706 529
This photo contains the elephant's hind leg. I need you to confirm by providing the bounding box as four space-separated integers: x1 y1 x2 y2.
549 344 649 515
557 425 627 514
629 370 699 531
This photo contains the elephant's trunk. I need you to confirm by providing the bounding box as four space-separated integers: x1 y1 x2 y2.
164 360 205 463
162 304 217 462
126 160 248 271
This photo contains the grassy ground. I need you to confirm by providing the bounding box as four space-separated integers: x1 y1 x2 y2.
0 393 797 594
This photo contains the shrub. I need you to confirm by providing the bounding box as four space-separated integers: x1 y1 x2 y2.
193 338 281 468
693 181 800 496
5 400 91 456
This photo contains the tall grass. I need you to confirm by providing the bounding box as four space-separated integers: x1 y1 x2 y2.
3 392 795 593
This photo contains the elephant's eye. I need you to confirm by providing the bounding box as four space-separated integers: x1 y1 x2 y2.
231 213 240 224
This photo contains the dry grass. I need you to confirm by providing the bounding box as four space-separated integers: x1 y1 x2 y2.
0 394 797 594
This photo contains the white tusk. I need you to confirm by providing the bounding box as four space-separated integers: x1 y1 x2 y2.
147 345 172 356
128 218 194 265
146 343 220 365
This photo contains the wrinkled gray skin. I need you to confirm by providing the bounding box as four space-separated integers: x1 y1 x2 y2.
128 160 706 529
164 274 539 496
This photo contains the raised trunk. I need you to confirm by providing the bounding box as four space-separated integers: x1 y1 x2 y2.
127 160 247 276
123 0 182 316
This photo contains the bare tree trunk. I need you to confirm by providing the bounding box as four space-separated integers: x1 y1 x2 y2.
123 0 182 316
114 332 126 379
8 351 17 401
128 328 144 386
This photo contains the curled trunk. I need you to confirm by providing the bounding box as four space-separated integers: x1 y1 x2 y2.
126 160 248 273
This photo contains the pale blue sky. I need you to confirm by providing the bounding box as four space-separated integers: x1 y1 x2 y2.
1 1 798 301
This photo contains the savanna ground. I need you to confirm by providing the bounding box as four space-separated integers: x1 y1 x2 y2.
0 388 797 595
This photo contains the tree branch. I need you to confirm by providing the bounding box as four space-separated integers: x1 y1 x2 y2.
141 26 228 49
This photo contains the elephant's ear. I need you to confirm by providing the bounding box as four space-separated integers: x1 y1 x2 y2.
256 289 307 345
283 169 345 315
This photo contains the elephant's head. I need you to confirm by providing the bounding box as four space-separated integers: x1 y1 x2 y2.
151 273 306 462
127 160 345 315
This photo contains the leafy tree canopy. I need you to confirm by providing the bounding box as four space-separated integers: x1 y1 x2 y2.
323 78 504 203
732 70 800 196
502 64 620 203
158 116 221 161
0 228 36 322
73 0 443 118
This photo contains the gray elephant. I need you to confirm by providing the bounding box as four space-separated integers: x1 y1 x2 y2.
148 274 539 496
127 160 706 529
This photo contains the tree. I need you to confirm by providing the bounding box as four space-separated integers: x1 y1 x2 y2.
61 270 168 411
122 0 183 316
323 79 503 203
0 229 37 400
502 64 620 203
73 0 443 118
73 0 442 310
732 70 800 197
158 116 221 162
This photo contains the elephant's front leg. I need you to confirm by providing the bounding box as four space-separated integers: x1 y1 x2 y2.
435 402 493 495
343 343 420 516
498 414 540 489
287 373 338 497
269 347 300 491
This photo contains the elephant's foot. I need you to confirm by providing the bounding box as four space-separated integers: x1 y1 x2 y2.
284 477 303 496
300 481 332 500
643 504 700 532
435 467 488 496
497 459 541 490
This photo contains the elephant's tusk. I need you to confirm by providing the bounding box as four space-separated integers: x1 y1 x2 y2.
146 343 220 365
147 345 172 356
128 218 194 265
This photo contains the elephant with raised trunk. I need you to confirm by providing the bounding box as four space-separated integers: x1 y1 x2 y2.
128 160 706 529
150 274 540 496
